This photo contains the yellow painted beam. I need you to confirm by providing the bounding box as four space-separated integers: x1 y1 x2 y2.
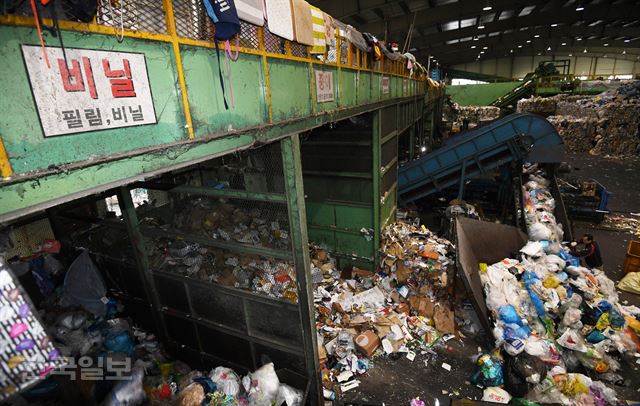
162 0 195 140
0 136 13 179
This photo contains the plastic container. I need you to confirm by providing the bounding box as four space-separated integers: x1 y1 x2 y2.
276 369 309 406
623 240 640 275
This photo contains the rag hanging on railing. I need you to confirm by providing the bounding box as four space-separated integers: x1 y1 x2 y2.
203 0 241 110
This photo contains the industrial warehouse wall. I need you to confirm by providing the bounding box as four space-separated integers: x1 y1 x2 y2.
452 55 640 79
446 81 521 106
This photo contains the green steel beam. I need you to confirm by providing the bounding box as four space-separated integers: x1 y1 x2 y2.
116 187 169 342
372 111 381 265
0 97 422 223
302 170 373 179
139 226 293 260
281 134 322 404
167 185 286 203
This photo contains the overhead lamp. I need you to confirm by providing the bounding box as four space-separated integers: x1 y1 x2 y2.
577 37 582 41
624 39 630 43
604 43 609 46
478 24 485 29
576 4 585 11
547 46 551 51
551 23 558 27
622 50 626 54
483 5 492 11
568 53 572 56
471 45 477 49
480 51 485 54
517 45 522 48
473 37 479 41
534 34 540 38
510 49 514 53
583 48 587 53
603 54 607 58
526 40 531 43
561 42 567 45
482 46 488 49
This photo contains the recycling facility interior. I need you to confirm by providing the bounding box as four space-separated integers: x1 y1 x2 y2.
2 0 640 405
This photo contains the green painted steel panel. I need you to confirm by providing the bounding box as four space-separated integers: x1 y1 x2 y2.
268 59 311 121
340 70 357 107
335 205 373 229
303 176 372 204
305 201 335 227
380 186 397 229
314 66 339 112
358 72 372 104
0 26 186 175
180 47 266 135
446 81 521 106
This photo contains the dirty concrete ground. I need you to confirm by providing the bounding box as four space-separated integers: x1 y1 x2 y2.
339 153 640 405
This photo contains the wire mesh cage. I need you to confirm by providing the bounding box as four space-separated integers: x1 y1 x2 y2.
137 142 297 302
264 24 285 54
290 41 308 58
97 0 167 34
340 37 348 65
239 21 260 49
172 0 212 40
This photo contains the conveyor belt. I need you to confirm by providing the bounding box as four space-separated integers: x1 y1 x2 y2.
398 113 564 204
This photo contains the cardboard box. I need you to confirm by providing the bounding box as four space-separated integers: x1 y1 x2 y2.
418 298 434 318
354 330 381 357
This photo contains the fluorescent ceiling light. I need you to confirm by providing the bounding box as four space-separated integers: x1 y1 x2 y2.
483 6 492 11
551 23 558 27
576 5 585 11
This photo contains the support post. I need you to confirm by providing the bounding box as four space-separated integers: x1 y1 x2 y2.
372 111 382 266
280 135 321 404
116 187 168 342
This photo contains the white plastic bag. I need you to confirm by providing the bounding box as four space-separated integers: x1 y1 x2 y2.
482 387 511 404
275 383 303 406
244 363 280 406
61 250 107 316
209 367 241 396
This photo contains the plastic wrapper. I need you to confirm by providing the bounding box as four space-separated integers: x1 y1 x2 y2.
482 386 512 404
103 366 146 406
243 363 280 406
275 383 303 406
471 354 504 387
61 250 108 316
210 367 241 397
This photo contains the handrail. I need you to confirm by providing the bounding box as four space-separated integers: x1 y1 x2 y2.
0 2 424 80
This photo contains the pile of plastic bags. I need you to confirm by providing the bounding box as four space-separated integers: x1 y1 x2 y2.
472 169 640 404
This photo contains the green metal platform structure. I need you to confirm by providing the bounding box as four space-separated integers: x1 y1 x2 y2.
0 3 444 403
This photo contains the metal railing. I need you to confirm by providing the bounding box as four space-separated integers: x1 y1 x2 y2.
0 0 427 141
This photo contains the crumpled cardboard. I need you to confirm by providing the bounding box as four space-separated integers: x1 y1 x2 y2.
433 303 455 334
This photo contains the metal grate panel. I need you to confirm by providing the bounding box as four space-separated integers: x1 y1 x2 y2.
340 38 348 65
97 0 168 34
264 24 285 54
290 41 308 58
172 0 212 40
239 21 260 49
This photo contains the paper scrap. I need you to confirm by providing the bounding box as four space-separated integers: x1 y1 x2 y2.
406 350 416 361
441 362 452 371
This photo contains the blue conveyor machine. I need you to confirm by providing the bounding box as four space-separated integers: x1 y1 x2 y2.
398 113 564 204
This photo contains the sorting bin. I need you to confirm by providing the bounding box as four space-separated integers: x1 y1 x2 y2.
623 240 640 275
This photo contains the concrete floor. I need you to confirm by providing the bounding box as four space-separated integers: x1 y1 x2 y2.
340 153 640 405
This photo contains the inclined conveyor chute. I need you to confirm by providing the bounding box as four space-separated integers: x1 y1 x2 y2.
398 113 564 204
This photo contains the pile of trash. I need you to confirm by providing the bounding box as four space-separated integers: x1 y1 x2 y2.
522 168 565 243
2 237 305 406
518 81 640 157
454 106 501 129
312 220 459 400
145 236 299 302
153 196 291 251
517 96 558 115
472 167 640 404
599 214 640 238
